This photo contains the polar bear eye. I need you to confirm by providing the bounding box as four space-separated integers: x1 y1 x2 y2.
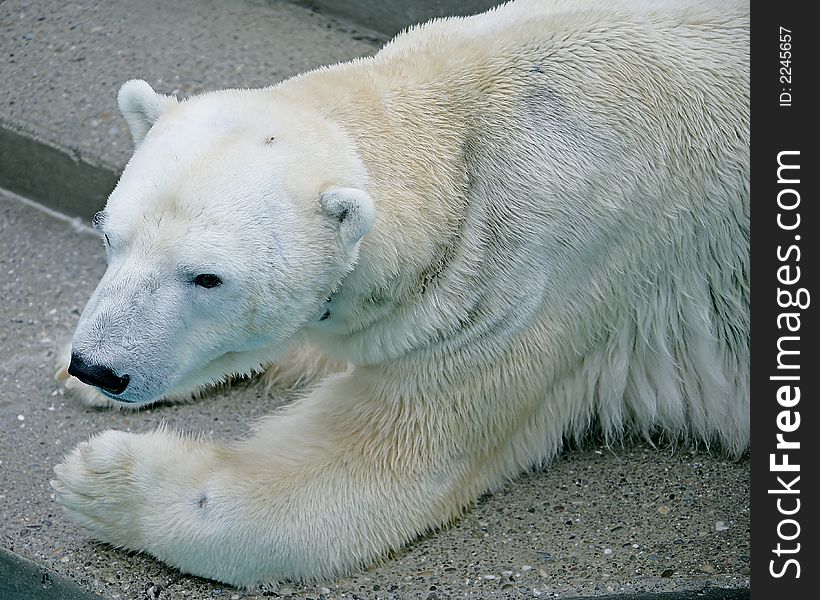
193 274 222 289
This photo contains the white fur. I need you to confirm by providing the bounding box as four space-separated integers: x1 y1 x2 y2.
320 187 376 251
53 0 749 587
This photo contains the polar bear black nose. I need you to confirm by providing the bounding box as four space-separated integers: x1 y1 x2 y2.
68 352 130 395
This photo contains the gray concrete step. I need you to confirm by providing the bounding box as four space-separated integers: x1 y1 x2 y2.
298 0 502 37
1 0 749 597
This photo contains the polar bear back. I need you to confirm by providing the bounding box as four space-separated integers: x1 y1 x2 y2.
277 0 749 453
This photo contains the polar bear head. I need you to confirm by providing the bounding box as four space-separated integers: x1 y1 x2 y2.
68 80 374 404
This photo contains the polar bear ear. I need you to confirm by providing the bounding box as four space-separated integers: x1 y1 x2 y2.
117 79 177 147
319 188 375 251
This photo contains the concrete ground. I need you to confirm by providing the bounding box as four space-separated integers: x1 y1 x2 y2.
1 0 749 598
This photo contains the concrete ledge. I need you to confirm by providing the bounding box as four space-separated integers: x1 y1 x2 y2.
1 548 97 600
0 118 119 221
295 0 503 36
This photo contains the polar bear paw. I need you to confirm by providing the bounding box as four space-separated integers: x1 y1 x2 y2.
51 430 145 548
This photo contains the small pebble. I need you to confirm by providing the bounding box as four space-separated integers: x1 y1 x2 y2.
715 521 730 531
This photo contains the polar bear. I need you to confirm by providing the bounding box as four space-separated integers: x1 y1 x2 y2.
51 0 749 587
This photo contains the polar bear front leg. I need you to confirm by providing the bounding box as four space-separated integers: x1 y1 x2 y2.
52 428 219 551
51 370 479 586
